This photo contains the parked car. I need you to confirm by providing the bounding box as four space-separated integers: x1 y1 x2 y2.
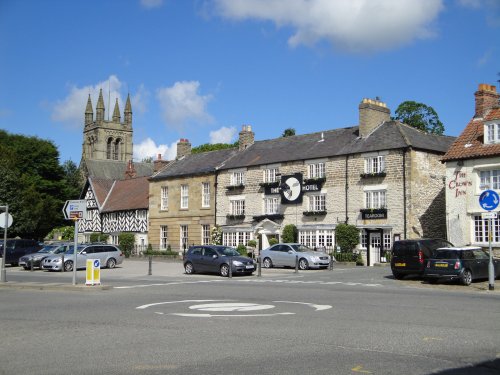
260 243 331 270
391 239 453 279
19 242 71 270
41 243 124 271
424 247 500 286
0 239 42 266
183 245 255 277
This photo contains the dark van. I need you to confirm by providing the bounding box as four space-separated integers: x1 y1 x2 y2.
391 239 453 279
0 239 41 266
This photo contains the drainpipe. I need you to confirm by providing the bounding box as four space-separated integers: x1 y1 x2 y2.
403 148 408 239
214 170 218 227
345 155 349 224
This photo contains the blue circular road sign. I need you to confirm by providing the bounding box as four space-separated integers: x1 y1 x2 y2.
479 190 500 211
93 259 100 268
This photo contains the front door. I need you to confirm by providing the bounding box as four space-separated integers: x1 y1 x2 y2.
369 233 381 266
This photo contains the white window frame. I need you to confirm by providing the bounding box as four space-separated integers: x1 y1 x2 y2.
365 155 385 174
160 225 168 250
180 225 188 250
222 231 252 247
479 169 500 190
231 171 245 186
298 229 334 249
308 162 325 179
365 190 386 209
180 184 189 209
202 224 210 245
109 213 117 222
230 199 245 215
136 210 147 220
308 194 326 212
473 215 500 244
202 182 210 208
160 186 168 210
484 122 500 144
264 197 280 214
263 168 279 183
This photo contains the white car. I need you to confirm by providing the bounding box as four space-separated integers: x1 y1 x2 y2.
260 243 331 270
42 244 124 271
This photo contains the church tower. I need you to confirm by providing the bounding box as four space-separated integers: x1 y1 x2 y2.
81 90 133 164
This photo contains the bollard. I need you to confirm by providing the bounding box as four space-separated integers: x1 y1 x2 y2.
30 258 34 272
295 255 299 273
61 254 64 272
257 256 261 277
229 256 233 278
329 255 334 271
148 255 152 276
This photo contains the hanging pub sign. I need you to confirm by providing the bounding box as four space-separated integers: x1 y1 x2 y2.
280 174 303 204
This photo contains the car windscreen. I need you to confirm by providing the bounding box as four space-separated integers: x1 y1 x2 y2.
64 245 85 255
219 247 240 257
432 250 459 259
290 244 313 253
392 242 418 256
38 245 58 253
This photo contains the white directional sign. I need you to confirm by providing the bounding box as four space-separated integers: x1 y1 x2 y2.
482 212 497 219
63 200 87 220
0 212 13 228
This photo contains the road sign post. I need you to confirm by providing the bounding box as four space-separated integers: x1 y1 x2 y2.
0 205 12 283
479 190 498 291
63 200 87 285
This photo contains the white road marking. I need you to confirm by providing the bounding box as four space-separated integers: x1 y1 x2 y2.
273 301 332 311
189 303 275 312
170 312 295 317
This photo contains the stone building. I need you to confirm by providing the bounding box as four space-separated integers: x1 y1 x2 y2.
216 99 455 265
148 139 237 252
441 84 500 254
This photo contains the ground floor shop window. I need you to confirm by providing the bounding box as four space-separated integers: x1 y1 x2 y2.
473 215 500 243
299 229 334 250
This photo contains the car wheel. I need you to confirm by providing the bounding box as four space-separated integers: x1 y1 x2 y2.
106 258 116 269
298 258 309 270
392 271 404 280
64 261 73 272
220 264 230 277
184 262 195 274
461 269 472 286
262 257 273 268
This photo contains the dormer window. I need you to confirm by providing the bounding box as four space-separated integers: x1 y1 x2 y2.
484 123 500 144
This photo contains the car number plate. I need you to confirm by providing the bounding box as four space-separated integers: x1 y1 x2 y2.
435 263 448 268
395 263 406 267
245 265 254 269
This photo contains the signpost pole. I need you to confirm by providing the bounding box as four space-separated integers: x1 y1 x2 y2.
1 205 8 282
488 218 495 291
73 218 78 285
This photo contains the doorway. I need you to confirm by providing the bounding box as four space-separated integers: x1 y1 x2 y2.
369 232 381 266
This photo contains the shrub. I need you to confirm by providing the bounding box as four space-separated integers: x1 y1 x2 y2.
356 253 364 266
282 224 297 243
118 232 135 258
211 225 222 245
247 240 257 248
236 244 247 256
269 238 278 246
90 233 109 243
335 224 360 252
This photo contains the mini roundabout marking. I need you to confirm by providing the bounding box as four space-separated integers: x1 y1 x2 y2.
136 299 332 318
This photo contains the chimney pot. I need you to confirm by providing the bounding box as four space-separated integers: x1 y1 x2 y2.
474 83 499 118
358 98 391 138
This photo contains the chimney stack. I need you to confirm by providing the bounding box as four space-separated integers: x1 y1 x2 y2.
124 160 136 179
474 84 499 118
154 153 170 172
176 138 191 159
239 125 255 151
358 98 390 138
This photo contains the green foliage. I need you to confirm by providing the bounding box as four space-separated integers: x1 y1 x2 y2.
282 224 297 243
118 232 135 258
282 128 296 137
46 226 75 241
335 223 360 252
191 142 238 154
247 240 257 248
90 233 109 243
141 156 153 163
236 244 247 256
61 160 84 199
0 129 73 240
393 101 444 135
211 225 222 245
269 238 278 246
356 253 364 266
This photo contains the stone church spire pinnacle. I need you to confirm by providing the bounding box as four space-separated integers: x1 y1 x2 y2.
85 94 93 125
96 89 105 122
112 98 121 122
124 93 132 125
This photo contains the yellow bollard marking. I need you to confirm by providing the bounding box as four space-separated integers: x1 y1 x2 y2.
352 365 372 373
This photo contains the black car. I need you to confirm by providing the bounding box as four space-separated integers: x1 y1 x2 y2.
424 247 500 285
391 239 453 279
183 245 255 277
0 239 42 266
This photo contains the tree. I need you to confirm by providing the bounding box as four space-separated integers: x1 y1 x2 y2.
335 223 360 252
282 128 296 137
393 101 444 135
192 142 238 154
61 160 84 199
118 232 135 258
282 224 297 243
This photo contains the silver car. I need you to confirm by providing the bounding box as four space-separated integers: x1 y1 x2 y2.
19 243 71 270
42 244 124 271
260 243 331 270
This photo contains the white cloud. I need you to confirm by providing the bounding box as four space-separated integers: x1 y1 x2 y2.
212 0 444 53
134 137 178 161
140 0 163 9
209 126 237 144
51 75 132 128
156 81 214 130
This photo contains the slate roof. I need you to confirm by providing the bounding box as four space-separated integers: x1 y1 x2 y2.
221 121 455 170
101 176 149 212
149 148 238 181
442 107 500 162
83 160 154 180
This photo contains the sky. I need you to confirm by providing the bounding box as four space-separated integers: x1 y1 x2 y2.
1 0 499 164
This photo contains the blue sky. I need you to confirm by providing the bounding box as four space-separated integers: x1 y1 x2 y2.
1 0 499 164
